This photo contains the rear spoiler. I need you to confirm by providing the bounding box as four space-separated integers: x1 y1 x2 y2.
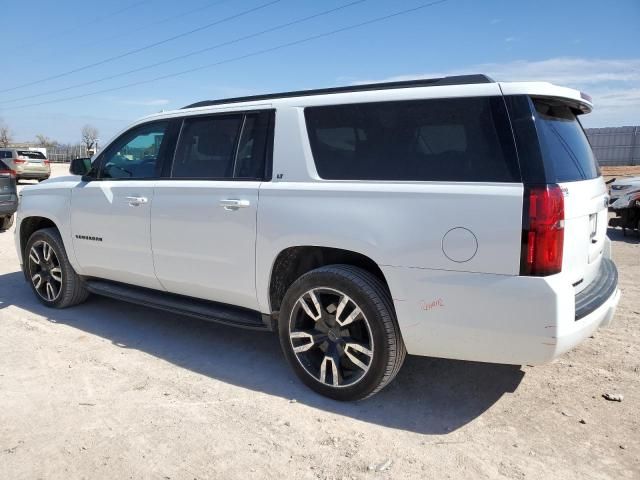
499 82 593 114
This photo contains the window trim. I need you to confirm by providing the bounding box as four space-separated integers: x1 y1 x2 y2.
164 109 275 182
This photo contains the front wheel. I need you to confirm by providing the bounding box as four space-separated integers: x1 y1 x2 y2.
25 228 89 308
278 265 406 401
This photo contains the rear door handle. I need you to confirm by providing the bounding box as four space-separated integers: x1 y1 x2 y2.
126 196 148 206
219 199 250 210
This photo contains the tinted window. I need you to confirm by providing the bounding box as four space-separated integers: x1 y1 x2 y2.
17 150 46 159
100 122 168 179
533 99 600 182
233 112 271 179
305 97 519 182
173 115 242 178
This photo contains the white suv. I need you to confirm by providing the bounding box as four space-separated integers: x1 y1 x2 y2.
14 75 620 400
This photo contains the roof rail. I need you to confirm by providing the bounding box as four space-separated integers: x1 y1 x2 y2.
182 74 494 109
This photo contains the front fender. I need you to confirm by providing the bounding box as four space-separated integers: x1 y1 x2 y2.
15 182 82 274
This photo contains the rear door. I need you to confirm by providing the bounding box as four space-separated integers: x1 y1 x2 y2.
151 110 272 310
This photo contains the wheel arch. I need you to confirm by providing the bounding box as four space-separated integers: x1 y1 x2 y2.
20 216 60 260
267 246 391 315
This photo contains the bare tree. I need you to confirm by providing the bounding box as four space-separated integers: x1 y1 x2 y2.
81 124 99 151
35 134 58 148
0 121 12 147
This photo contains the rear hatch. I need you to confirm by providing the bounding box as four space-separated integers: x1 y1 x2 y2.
17 150 48 171
532 98 606 291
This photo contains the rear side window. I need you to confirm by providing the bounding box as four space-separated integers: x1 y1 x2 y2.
533 99 600 182
17 150 46 159
304 97 519 182
172 112 271 179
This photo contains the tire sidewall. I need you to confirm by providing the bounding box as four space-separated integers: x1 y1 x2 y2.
278 268 393 401
25 229 71 307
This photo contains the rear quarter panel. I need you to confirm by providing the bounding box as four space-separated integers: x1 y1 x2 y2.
256 105 524 313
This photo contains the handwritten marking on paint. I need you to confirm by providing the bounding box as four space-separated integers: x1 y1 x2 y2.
421 298 444 311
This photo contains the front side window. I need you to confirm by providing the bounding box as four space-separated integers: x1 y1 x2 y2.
305 97 520 182
99 121 168 179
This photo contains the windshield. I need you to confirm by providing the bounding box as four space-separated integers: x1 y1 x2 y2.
533 99 600 182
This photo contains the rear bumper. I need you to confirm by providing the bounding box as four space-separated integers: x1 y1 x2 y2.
382 252 620 365
17 172 49 180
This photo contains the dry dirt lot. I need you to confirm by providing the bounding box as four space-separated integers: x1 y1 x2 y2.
1 164 638 479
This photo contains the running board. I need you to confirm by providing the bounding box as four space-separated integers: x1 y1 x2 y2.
85 280 270 331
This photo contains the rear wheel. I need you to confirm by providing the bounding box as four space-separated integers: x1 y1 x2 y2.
278 265 406 401
25 228 89 308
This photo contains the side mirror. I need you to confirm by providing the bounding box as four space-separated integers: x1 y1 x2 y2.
69 157 92 177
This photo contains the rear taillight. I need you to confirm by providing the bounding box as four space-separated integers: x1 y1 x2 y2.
0 169 16 177
14 159 26 164
44 160 51 165
520 184 564 276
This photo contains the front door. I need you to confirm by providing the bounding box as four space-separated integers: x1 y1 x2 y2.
151 111 272 310
70 121 171 289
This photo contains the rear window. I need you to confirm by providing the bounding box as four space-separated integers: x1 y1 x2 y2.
17 150 46 159
533 99 600 182
304 97 520 182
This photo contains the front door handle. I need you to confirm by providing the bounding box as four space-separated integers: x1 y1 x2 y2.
126 196 148 206
219 199 250 210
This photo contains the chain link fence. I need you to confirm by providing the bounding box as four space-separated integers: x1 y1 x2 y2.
46 145 91 163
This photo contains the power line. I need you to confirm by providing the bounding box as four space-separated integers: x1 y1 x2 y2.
0 0 280 95
79 0 234 51
17 0 153 50
0 0 369 105
0 0 451 111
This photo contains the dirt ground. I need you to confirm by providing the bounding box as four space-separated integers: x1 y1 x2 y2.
1 164 638 480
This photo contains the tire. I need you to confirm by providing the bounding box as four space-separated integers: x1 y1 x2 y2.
278 265 406 401
25 227 89 308
0 215 14 231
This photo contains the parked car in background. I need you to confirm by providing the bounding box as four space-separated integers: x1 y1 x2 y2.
14 75 620 400
0 159 18 231
609 178 640 235
609 176 640 205
0 148 51 182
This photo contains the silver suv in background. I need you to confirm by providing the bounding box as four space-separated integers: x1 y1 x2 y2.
0 149 51 182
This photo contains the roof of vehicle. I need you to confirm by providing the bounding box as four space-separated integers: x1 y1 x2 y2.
131 74 593 127
181 74 495 109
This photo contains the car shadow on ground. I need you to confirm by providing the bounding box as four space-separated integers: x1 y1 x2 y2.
0 270 524 435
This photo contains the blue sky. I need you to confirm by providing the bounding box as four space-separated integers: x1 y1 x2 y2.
0 0 638 144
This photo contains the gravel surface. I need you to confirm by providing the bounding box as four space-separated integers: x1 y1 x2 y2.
1 164 638 479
